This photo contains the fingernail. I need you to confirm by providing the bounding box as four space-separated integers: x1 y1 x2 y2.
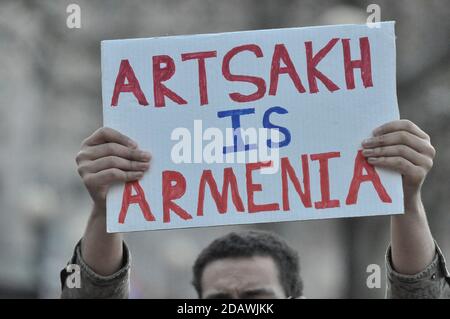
362 138 374 146
367 157 376 163
141 151 151 160
128 139 138 148
362 149 373 156
131 171 144 180
140 162 150 170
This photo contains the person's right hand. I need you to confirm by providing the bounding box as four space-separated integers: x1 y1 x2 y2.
76 127 151 211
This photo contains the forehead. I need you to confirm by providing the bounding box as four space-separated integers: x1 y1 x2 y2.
201 256 283 295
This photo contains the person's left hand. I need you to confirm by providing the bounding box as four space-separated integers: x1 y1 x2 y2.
361 119 435 201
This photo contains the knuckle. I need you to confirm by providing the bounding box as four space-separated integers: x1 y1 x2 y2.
110 168 120 178
425 158 433 170
77 162 90 175
106 156 117 167
83 174 94 186
75 150 86 163
92 127 104 140
403 119 414 130
430 145 436 158
394 157 404 168
398 145 408 157
80 137 89 147
129 148 139 159
398 131 408 143
75 151 82 164
100 127 115 140
105 143 115 154
98 127 108 136
105 169 119 180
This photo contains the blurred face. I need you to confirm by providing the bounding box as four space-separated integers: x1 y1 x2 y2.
200 256 286 299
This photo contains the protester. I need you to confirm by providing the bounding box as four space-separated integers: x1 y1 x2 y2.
61 119 449 298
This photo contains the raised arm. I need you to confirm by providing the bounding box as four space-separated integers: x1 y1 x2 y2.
76 127 151 275
61 127 151 298
362 119 436 274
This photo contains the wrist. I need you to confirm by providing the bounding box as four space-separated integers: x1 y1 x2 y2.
403 189 422 212
395 189 427 222
91 202 107 218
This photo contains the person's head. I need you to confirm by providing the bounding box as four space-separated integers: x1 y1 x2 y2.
192 230 303 299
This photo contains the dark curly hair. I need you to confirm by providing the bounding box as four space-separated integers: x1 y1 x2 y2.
192 230 303 298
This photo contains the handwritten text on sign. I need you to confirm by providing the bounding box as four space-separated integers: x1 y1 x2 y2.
101 22 403 232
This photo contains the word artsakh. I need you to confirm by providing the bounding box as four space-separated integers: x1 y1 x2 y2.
111 37 372 108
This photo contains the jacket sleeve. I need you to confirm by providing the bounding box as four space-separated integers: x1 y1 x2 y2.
60 239 131 299
386 241 450 299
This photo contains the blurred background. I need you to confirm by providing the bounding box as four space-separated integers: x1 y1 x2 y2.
0 0 449 298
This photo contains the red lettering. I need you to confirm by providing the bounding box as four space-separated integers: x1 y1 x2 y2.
310 152 341 209
162 170 192 223
153 55 187 107
197 168 245 216
222 44 266 103
281 155 312 210
346 150 392 205
269 44 306 95
342 37 373 89
305 38 340 93
181 51 217 106
111 59 149 107
118 181 155 224
246 161 280 213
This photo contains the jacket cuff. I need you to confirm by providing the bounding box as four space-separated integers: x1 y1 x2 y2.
60 239 131 298
386 241 449 282
385 241 450 298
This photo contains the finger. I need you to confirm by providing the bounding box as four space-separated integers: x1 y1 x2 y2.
78 156 150 175
362 131 434 157
361 145 433 169
84 169 144 186
77 143 151 162
372 120 429 140
367 156 424 177
83 127 138 148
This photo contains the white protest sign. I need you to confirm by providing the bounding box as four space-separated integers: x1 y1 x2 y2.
101 22 403 232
